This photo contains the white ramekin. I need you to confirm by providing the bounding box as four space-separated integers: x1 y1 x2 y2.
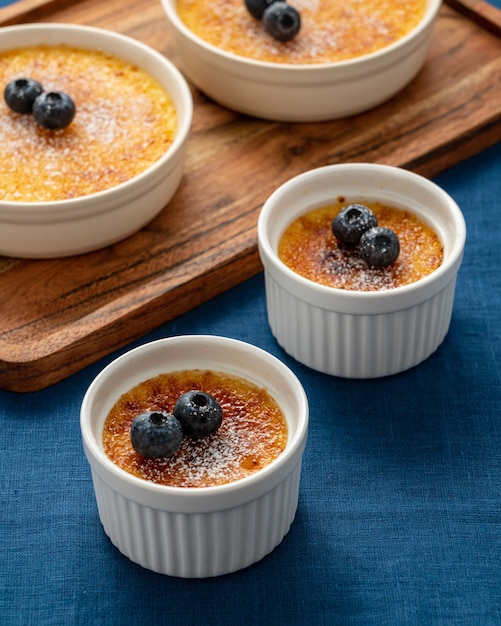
257 163 466 378
0 23 193 258
160 0 441 122
81 335 309 577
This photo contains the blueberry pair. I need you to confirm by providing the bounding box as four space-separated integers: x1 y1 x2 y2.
244 0 301 42
332 204 400 268
130 391 223 459
4 77 75 129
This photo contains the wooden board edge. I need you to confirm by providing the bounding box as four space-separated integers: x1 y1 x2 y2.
0 248 263 392
0 0 84 26
0 2 499 392
444 0 501 38
1 115 500 392
401 116 501 177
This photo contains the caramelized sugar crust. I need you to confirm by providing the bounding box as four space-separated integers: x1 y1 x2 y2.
102 369 288 488
0 46 177 202
278 200 443 291
176 0 426 64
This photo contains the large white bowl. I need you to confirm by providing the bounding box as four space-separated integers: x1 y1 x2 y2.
257 163 466 378
81 335 309 578
0 23 193 258
160 0 441 122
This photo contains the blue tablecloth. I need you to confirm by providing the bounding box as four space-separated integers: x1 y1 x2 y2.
1 1 501 621
1 140 499 625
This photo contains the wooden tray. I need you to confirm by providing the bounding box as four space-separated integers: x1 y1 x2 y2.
1 0 500 392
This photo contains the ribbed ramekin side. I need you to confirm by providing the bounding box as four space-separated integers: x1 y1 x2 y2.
90 461 302 578
264 272 457 378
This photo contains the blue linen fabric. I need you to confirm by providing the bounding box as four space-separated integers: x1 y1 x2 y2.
1 0 501 608
1 140 500 625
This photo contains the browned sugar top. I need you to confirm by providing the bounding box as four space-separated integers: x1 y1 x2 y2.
176 0 427 64
278 200 443 291
102 369 288 488
0 45 177 202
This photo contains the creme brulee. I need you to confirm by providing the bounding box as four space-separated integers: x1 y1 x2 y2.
102 369 288 488
0 45 177 202
176 0 427 64
278 200 443 291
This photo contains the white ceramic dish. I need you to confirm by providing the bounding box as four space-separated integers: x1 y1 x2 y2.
160 0 441 122
0 23 193 258
81 335 309 578
257 163 466 378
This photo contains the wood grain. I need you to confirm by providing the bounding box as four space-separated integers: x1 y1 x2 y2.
0 0 500 391
444 0 501 37
0 0 84 25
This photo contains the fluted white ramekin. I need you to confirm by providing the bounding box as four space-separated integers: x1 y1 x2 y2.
257 163 466 378
81 335 308 577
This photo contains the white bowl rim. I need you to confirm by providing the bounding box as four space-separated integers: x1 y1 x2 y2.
80 335 309 502
0 22 193 212
257 162 466 306
160 0 442 72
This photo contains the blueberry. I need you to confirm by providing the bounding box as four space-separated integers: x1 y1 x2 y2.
4 78 44 114
32 91 76 129
173 390 223 439
359 227 400 268
332 204 378 247
263 2 301 42
244 0 278 20
130 411 183 459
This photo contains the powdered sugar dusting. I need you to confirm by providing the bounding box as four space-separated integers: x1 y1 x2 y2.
0 46 177 202
278 200 444 291
177 0 426 64
103 370 288 488
319 245 405 291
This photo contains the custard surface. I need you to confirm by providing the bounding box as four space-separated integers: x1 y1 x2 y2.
102 369 288 488
278 200 443 291
176 0 427 64
0 45 177 202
